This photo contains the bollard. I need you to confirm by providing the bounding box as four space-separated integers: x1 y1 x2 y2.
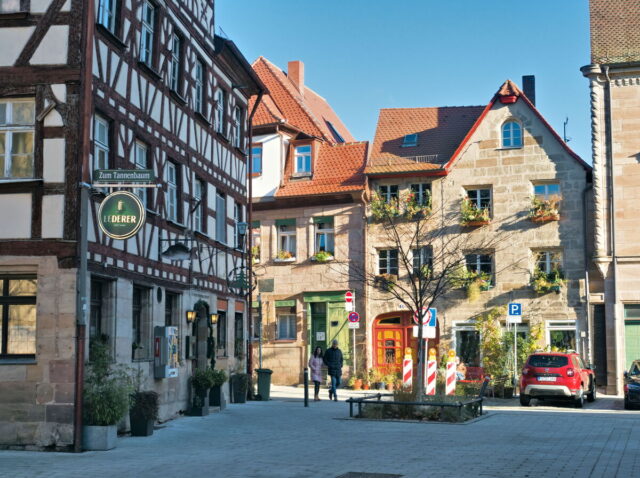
402 347 413 389
426 347 437 395
446 349 457 395
303 367 309 407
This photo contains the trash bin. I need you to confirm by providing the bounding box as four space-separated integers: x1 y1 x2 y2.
256 368 273 401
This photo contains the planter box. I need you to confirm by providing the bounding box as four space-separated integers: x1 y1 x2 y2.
209 385 226 410
273 257 296 263
462 220 490 227
189 390 209 416
310 255 334 263
231 374 249 403
129 412 154 437
83 425 117 451
530 214 560 223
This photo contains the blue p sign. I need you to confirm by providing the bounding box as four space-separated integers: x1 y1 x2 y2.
508 303 522 316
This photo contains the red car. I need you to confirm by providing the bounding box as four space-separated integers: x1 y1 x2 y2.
519 352 596 408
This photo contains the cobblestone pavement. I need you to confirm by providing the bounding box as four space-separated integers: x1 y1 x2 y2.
1 386 639 478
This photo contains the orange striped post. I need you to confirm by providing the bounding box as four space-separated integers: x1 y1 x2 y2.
445 349 456 395
402 348 413 389
425 347 437 395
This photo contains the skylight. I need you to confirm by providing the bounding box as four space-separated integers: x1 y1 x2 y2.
326 121 345 143
402 134 418 147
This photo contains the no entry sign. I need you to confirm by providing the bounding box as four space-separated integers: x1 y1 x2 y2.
345 291 354 302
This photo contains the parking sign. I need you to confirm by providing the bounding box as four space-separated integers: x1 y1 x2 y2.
508 303 522 317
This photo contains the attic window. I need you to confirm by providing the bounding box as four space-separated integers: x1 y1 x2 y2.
294 145 312 174
402 134 418 147
326 121 345 143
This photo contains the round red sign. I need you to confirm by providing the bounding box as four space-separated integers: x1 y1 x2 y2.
348 312 360 322
413 307 431 325
345 291 354 302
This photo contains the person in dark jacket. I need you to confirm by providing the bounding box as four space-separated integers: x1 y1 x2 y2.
323 339 343 401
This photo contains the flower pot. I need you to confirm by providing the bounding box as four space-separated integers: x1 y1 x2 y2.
531 214 559 223
231 374 249 404
82 425 117 451
462 220 490 227
386 383 395 391
209 385 226 410
189 390 209 416
375 382 386 390
129 412 154 437
362 383 370 390
353 379 363 390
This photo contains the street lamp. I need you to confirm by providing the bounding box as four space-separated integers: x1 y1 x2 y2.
209 313 219 326
186 310 197 323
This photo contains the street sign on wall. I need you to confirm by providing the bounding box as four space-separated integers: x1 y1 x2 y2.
98 191 145 240
94 169 155 184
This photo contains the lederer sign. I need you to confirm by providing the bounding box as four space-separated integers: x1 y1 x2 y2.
98 191 145 239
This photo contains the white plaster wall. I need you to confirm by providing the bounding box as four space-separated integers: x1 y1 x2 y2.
30 0 52 13
31 25 69 65
43 138 65 183
252 133 282 198
0 194 31 238
41 195 64 238
0 28 35 66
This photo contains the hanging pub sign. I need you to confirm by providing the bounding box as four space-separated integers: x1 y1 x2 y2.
93 169 155 184
98 191 146 239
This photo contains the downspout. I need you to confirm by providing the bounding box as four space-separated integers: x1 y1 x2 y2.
247 90 264 377
359 185 368 370
583 184 593 365
74 0 95 453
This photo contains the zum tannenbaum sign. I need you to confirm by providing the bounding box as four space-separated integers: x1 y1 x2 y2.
98 191 146 240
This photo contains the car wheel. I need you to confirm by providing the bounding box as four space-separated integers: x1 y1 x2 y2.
574 391 584 408
520 394 531 406
587 381 596 402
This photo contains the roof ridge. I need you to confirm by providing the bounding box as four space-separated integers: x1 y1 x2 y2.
326 140 368 147
379 105 485 111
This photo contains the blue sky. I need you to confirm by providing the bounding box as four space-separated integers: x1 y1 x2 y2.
217 0 592 162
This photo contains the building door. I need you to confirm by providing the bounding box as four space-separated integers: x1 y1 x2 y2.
593 304 607 386
328 302 351 364
310 302 327 354
624 305 640 370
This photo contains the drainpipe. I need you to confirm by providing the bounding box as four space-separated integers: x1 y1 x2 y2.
359 186 368 370
583 184 593 365
74 0 95 453
247 90 264 377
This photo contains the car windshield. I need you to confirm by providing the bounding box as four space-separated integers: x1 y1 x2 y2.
629 364 640 376
528 355 568 368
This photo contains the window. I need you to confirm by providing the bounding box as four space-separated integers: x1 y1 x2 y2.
169 33 182 92
0 276 37 357
164 292 179 327
412 246 432 275
326 121 345 143
0 0 21 13
277 314 296 340
251 145 262 174
455 327 480 367
502 121 522 148
536 251 562 274
132 286 151 360
232 107 242 148
378 249 398 275
140 1 155 67
195 60 205 115
234 312 244 357
410 183 431 206
166 162 178 222
625 305 640 319
193 179 205 233
534 183 561 200
402 134 418 147
0 99 35 179
93 115 109 172
529 354 569 368
294 145 312 174
234 201 243 249
215 191 226 242
215 89 225 134
278 224 296 258
546 321 576 352
378 185 399 204
315 218 334 254
217 311 227 355
251 225 261 263
97 0 117 33
90 280 113 342
466 188 491 213
134 141 149 207
465 253 493 282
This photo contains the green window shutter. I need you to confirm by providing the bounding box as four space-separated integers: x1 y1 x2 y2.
312 216 334 225
251 220 260 228
303 291 347 303
275 218 296 227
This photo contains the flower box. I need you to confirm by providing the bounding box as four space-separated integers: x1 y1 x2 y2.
274 257 296 263
462 220 491 227
530 214 560 223
311 251 334 263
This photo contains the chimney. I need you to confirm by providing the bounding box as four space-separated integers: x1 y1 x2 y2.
522 75 536 106
288 61 304 94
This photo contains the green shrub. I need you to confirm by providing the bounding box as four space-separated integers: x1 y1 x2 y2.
130 391 159 421
210 369 227 387
191 368 216 392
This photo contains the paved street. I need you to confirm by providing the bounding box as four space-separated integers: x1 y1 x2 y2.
1 386 639 478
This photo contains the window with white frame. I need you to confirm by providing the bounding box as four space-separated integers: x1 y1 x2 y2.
502 121 522 148
535 251 562 274
251 225 261 263
315 218 334 255
410 183 431 206
378 249 398 275
134 141 149 207
195 60 205 115
251 145 262 174
215 89 225 134
166 162 178 222
232 106 242 148
466 188 491 213
534 183 561 200
0 275 37 357
465 253 493 282
193 179 205 233
546 320 576 351
139 1 155 67
169 33 182 92
294 145 312 174
412 246 432 275
453 324 480 367
378 184 399 204
0 0 22 13
97 0 117 33
402 133 418 147
215 191 226 243
277 314 296 340
93 116 109 171
277 224 296 258
234 201 243 249
0 99 35 179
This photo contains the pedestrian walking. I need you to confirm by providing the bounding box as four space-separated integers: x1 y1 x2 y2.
309 346 324 401
323 339 343 401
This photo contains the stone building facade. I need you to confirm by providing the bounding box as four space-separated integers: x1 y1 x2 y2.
0 0 262 449
249 58 368 384
364 80 591 377
582 0 640 394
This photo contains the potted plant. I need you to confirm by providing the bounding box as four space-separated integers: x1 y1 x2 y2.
190 368 215 416
129 390 159 437
275 250 295 262
83 341 132 450
251 245 261 264
374 273 397 292
371 369 386 390
385 374 396 391
531 268 566 294
231 373 249 403
460 198 490 226
449 266 492 301
529 196 560 222
209 369 227 409
311 250 334 263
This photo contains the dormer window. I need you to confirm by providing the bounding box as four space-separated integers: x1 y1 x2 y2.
294 145 312 174
502 121 522 148
402 134 418 147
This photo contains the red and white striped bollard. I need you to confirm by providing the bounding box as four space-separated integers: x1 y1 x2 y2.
445 349 456 395
425 348 437 395
402 348 413 389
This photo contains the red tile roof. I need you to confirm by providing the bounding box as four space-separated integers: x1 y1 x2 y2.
276 142 368 197
251 57 355 143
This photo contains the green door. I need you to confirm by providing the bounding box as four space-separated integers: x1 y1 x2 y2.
311 303 327 354
625 320 640 370
328 302 351 365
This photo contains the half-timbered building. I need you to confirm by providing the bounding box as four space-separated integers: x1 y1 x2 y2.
0 0 263 449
